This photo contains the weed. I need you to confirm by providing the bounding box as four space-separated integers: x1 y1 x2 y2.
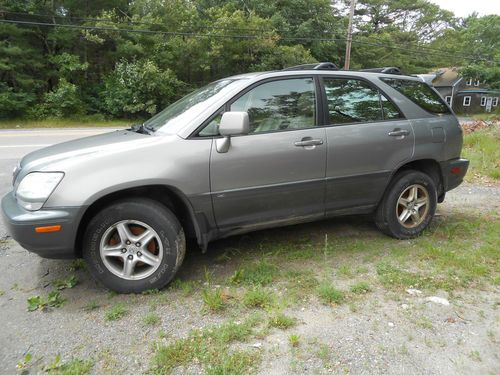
52 275 78 290
83 301 100 311
16 353 32 371
69 259 86 271
268 313 296 329
317 281 345 305
469 350 481 362
242 287 274 308
288 334 300 347
104 303 128 321
415 316 434 330
350 281 371 294
150 316 260 374
170 279 196 296
0 289 4 296
44 354 93 374
337 265 353 278
229 260 278 286
144 312 161 326
202 289 225 312
142 288 160 295
27 291 65 312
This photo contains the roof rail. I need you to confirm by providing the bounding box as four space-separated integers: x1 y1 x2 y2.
360 67 403 75
283 62 338 71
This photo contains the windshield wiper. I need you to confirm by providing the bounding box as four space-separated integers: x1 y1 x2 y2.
131 123 154 135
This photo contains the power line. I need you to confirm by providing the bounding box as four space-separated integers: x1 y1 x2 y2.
0 18 493 63
2 10 492 59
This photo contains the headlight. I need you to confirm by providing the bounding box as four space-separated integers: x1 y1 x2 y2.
15 172 64 211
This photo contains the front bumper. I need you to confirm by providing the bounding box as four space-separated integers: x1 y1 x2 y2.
1 192 84 259
440 158 469 192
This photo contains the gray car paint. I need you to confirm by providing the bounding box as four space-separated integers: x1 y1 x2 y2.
2 69 467 258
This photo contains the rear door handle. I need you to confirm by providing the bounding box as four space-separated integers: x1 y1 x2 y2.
388 129 410 137
294 138 324 147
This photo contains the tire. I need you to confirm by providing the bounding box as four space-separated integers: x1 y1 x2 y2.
83 198 186 293
375 170 437 239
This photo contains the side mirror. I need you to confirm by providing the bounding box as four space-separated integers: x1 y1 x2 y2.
216 112 249 153
219 112 249 136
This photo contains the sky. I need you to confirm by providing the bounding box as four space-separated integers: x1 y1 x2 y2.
429 0 499 17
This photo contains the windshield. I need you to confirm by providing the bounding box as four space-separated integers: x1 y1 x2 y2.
144 79 238 132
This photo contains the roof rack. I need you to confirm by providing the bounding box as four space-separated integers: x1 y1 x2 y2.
283 62 338 71
360 67 403 75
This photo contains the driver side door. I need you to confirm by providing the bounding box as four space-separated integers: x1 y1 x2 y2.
208 77 327 232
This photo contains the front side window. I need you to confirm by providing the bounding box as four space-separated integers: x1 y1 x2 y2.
463 96 471 106
323 78 402 124
230 78 316 133
381 78 450 115
480 97 486 106
493 97 498 106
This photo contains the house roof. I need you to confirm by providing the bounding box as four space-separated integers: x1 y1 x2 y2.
431 68 462 87
456 89 500 95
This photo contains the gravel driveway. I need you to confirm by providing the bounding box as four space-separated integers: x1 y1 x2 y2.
1 183 499 374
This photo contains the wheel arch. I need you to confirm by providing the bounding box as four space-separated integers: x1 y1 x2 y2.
74 184 205 258
380 159 444 205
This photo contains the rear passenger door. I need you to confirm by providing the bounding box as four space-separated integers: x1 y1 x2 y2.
321 77 414 214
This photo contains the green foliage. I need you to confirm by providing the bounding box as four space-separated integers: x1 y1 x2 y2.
288 333 300 347
268 313 296 329
462 127 500 180
143 312 161 326
45 355 93 374
27 291 65 311
30 79 86 119
242 286 274 308
350 281 372 294
53 275 78 290
229 260 278 286
102 59 184 117
202 288 225 311
0 0 496 121
104 303 128 321
317 282 345 305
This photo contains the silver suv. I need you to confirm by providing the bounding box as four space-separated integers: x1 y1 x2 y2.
2 64 469 293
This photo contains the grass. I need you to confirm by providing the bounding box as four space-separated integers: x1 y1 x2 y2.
288 334 300 347
242 287 274 308
350 281 372 294
317 281 345 305
202 289 225 312
52 275 78 290
462 126 500 181
150 315 261 374
268 313 296 329
0 117 132 129
144 312 161 326
229 260 279 286
104 303 128 321
45 355 93 374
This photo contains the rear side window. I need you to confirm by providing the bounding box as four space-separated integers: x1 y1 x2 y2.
323 78 403 124
380 78 450 115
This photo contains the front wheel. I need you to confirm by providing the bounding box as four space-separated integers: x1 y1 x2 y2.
375 170 437 239
83 198 185 293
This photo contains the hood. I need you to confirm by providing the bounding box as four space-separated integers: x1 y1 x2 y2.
19 130 167 173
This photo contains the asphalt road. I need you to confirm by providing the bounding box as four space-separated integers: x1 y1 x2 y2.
0 128 119 236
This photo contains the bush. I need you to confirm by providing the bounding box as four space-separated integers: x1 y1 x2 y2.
30 79 86 119
101 59 184 118
0 83 34 118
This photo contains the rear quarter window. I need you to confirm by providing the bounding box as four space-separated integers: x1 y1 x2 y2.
380 78 450 115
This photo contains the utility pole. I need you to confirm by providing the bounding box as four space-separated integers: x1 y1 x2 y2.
344 0 356 70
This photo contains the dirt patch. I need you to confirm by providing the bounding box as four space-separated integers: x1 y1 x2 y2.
0 183 499 374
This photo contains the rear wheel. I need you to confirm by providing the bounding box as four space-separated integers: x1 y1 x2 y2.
83 198 185 293
375 170 437 239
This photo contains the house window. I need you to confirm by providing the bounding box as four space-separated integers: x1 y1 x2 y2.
493 98 498 106
480 97 487 106
445 96 452 105
474 79 480 86
463 96 471 106
466 78 472 86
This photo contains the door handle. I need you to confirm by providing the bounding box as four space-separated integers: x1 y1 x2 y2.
388 129 410 137
294 138 324 147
